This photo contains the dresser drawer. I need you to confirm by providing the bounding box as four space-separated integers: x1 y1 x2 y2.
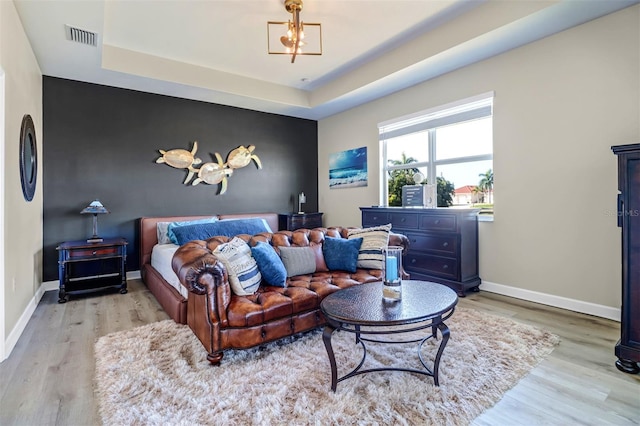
406 233 457 255
389 212 418 229
405 253 458 280
362 210 390 226
68 246 119 258
419 214 456 232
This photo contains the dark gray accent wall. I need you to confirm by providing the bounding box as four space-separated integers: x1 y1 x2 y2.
43 77 318 281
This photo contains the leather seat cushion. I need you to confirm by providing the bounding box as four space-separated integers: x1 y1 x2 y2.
225 269 383 327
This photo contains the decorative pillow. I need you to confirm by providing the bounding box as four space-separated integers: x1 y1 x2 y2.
156 221 172 245
347 224 392 269
171 218 273 246
278 246 316 277
219 217 273 233
166 217 218 245
322 237 363 273
251 242 287 287
213 237 262 296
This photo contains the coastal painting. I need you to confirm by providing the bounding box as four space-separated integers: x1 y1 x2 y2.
329 146 368 189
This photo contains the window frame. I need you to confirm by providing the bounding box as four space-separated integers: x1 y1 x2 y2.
379 92 494 210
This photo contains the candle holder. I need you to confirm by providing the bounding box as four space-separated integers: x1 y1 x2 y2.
382 246 403 300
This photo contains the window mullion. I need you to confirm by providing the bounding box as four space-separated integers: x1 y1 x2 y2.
428 129 436 185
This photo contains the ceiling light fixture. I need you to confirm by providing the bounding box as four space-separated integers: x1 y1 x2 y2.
267 0 322 63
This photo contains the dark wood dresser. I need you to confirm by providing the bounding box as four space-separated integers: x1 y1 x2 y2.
612 143 640 374
361 207 480 296
278 212 323 231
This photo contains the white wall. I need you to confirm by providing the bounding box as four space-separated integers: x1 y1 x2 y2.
318 6 639 314
0 0 43 359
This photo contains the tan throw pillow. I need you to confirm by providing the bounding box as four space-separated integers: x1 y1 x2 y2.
347 224 392 269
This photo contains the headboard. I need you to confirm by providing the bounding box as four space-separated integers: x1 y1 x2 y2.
139 213 279 267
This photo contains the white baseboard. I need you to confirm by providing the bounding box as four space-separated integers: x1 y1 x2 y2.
480 281 621 322
4 271 142 361
3 282 48 361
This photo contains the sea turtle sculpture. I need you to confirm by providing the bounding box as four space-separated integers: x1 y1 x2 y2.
225 145 262 170
191 152 233 194
156 141 202 184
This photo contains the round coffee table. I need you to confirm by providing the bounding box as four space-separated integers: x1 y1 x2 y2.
320 280 458 391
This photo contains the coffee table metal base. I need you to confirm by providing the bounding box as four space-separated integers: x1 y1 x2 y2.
322 315 452 392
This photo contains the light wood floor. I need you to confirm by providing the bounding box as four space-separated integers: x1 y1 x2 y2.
0 279 638 425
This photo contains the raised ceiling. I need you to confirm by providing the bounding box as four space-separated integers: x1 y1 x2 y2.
14 0 638 120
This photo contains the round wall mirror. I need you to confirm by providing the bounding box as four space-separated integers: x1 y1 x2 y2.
19 114 38 201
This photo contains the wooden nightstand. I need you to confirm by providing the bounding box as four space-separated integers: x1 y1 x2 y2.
278 212 323 231
56 237 128 303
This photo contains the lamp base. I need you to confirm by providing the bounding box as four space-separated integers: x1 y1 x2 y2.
87 237 104 243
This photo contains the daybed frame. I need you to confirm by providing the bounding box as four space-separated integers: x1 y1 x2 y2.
139 213 280 323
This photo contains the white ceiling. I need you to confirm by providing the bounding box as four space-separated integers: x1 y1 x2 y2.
13 0 639 120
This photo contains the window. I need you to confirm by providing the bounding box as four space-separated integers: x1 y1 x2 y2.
379 93 493 216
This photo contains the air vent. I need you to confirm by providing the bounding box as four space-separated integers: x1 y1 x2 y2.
65 24 98 46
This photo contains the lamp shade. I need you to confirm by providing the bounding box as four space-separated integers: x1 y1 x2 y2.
80 200 109 215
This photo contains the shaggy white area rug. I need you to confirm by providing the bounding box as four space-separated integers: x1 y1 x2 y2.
95 307 559 425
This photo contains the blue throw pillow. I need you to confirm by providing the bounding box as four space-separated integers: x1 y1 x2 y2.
172 218 273 246
251 242 287 287
322 237 362 273
167 217 218 245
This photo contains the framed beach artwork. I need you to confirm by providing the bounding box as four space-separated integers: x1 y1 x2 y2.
329 146 368 189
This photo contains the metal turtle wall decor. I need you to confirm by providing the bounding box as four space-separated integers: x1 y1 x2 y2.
156 141 202 184
155 142 262 194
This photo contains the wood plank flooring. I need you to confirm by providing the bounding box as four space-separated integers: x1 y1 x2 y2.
0 280 638 425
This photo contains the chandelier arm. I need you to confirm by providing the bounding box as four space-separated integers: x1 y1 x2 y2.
291 8 300 63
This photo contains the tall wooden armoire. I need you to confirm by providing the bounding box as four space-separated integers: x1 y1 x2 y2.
612 143 640 374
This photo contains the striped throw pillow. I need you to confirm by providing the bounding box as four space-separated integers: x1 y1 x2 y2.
213 237 262 296
347 224 392 269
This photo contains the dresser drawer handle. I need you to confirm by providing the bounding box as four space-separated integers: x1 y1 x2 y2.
442 264 449 270
372 216 378 220
434 219 440 224
411 259 417 264
92 251 97 255
442 242 448 247
400 218 406 222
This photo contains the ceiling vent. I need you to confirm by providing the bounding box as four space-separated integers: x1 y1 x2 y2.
65 24 98 46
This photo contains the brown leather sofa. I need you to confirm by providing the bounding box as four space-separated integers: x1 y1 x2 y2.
171 227 409 364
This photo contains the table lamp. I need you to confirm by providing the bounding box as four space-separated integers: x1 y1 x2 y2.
298 192 306 214
80 200 109 243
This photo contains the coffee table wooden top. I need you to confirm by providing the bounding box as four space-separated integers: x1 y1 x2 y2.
321 280 458 327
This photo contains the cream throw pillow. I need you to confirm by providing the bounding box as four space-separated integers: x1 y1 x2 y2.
347 224 392 269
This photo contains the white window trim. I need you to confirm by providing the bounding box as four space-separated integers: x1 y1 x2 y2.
378 92 494 209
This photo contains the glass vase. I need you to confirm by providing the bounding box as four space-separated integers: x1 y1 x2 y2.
382 246 403 300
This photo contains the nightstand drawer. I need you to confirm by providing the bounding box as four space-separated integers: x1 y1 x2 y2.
406 233 457 255
69 247 119 258
419 214 456 232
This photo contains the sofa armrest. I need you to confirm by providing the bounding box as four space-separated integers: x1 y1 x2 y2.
388 232 411 279
172 241 232 312
389 232 410 255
